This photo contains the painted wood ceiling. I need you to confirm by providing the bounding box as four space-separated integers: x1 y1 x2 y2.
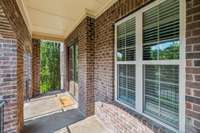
17 0 117 41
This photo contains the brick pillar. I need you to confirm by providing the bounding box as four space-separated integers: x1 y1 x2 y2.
0 38 18 132
186 0 200 132
32 39 40 97
85 17 95 116
75 17 95 117
65 17 95 117
17 39 25 133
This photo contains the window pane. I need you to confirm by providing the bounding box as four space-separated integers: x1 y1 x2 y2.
144 65 179 128
118 64 135 107
143 5 159 45
143 40 180 60
143 0 180 60
159 0 179 41
117 50 126 61
117 17 135 61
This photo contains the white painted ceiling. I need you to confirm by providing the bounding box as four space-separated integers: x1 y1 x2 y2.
18 0 117 41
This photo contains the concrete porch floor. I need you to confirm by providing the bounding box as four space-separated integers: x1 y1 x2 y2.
23 92 109 133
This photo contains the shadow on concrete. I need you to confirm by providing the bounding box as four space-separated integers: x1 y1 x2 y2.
23 109 84 133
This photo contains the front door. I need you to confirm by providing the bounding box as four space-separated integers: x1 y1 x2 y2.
68 43 78 100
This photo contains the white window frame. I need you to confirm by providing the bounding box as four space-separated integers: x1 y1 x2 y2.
114 0 186 132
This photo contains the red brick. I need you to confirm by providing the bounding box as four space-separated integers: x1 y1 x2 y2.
193 104 200 112
32 39 40 97
194 90 200 97
195 75 200 81
186 102 193 109
187 5 200 16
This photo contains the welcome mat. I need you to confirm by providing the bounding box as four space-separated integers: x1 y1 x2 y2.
59 96 74 108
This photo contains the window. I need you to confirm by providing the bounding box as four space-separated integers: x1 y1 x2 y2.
68 41 78 100
115 0 185 132
143 0 180 60
116 17 136 107
117 18 136 61
143 65 179 128
117 64 135 107
143 0 180 129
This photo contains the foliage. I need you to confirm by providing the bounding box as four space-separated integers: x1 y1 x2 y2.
40 40 60 93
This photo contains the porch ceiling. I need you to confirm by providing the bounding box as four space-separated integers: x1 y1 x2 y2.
18 0 117 41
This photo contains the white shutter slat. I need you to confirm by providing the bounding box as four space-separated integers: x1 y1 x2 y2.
118 64 136 107
117 17 136 61
144 65 179 128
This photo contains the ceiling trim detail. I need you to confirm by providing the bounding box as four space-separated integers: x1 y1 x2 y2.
64 0 117 38
32 31 65 42
16 0 32 35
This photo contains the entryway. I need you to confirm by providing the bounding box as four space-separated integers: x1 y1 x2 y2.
68 41 78 101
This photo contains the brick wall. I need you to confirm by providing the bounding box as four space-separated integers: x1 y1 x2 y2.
186 0 200 132
63 0 200 132
32 39 40 97
65 17 95 117
93 0 173 132
0 0 32 132
94 0 200 133
0 38 17 133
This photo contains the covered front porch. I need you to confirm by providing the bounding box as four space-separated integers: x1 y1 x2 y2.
0 0 200 133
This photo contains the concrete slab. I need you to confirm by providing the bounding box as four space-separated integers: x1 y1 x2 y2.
24 92 78 121
24 94 61 120
24 92 109 133
69 116 109 133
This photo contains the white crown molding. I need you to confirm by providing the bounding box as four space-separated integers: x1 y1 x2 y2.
64 8 95 38
64 0 117 39
16 0 32 36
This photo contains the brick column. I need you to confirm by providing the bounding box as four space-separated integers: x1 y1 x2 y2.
0 0 32 132
0 38 18 132
32 39 40 97
186 0 200 132
65 17 95 117
85 17 95 116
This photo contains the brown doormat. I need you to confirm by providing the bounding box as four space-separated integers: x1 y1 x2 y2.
59 96 74 107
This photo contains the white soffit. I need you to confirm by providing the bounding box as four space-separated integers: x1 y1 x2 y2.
21 0 117 40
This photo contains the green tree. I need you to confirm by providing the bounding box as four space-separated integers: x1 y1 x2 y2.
40 40 60 94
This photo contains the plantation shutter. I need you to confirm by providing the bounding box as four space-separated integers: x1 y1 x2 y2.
117 17 136 61
143 0 179 45
159 0 179 41
143 6 159 45
143 0 180 129
144 65 179 128
118 64 135 107
116 17 136 107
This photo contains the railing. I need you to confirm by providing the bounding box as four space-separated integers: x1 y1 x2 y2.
0 97 5 133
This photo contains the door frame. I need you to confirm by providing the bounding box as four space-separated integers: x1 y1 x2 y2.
67 39 78 100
